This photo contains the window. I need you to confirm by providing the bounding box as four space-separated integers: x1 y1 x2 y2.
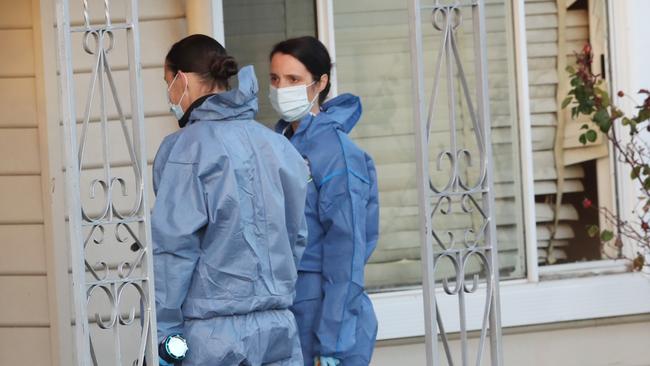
325 0 650 340
222 0 317 126
526 0 618 270
222 0 527 288
332 0 526 290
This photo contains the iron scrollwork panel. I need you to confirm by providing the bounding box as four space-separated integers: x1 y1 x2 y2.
409 0 503 365
56 0 158 365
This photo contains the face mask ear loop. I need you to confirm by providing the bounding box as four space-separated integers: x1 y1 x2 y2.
168 72 179 93
168 72 188 106
309 91 319 105
178 72 189 105
307 80 320 105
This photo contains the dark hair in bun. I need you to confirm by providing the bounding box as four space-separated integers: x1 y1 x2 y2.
166 34 238 90
210 56 238 81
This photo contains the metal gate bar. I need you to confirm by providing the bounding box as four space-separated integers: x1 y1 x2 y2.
55 0 158 364
407 0 503 365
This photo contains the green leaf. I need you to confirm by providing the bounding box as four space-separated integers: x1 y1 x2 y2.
644 177 650 190
566 65 576 74
631 166 642 179
579 134 587 145
585 129 598 142
638 109 650 122
587 225 600 238
600 91 611 107
562 96 572 109
643 166 650 175
600 230 614 242
593 109 610 127
599 120 612 133
581 124 589 130
630 119 638 128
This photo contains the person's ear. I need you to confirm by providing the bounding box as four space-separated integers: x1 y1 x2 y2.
317 74 329 94
177 71 189 89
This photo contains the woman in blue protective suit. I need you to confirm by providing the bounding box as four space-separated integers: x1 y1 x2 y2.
152 34 309 366
269 36 379 366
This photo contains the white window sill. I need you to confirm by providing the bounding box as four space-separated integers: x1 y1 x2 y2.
538 259 629 279
370 271 650 340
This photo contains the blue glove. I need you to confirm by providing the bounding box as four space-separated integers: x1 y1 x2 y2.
317 356 341 366
159 359 174 366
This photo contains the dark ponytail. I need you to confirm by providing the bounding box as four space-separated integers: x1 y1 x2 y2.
166 34 238 89
270 36 332 105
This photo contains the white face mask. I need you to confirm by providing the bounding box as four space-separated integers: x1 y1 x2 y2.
168 73 188 121
269 82 319 122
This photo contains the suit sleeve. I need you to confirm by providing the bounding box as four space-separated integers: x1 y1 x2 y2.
152 161 207 343
364 156 379 262
315 147 372 358
279 142 309 267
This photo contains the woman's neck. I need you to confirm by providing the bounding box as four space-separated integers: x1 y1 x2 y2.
292 102 321 132
188 86 222 107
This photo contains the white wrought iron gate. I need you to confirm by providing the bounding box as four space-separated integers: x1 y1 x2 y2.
55 0 158 365
407 0 503 365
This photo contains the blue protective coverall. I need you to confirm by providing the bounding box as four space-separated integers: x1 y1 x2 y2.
275 94 379 365
152 66 308 366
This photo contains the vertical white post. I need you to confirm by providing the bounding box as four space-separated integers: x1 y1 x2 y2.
407 0 437 364
606 0 629 256
510 0 539 282
316 0 338 96
126 0 159 364
186 0 225 45
607 0 650 265
54 0 91 364
474 0 504 363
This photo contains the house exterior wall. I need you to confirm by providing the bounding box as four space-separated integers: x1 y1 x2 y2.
0 0 647 365
372 315 650 366
0 0 55 364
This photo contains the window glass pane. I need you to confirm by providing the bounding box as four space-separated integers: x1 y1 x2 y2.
333 0 526 291
525 0 611 267
223 0 317 126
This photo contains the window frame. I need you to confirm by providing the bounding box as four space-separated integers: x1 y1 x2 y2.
315 0 338 97
372 272 650 340
209 0 649 342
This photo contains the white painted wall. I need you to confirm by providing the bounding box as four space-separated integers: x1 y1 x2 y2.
372 317 650 366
